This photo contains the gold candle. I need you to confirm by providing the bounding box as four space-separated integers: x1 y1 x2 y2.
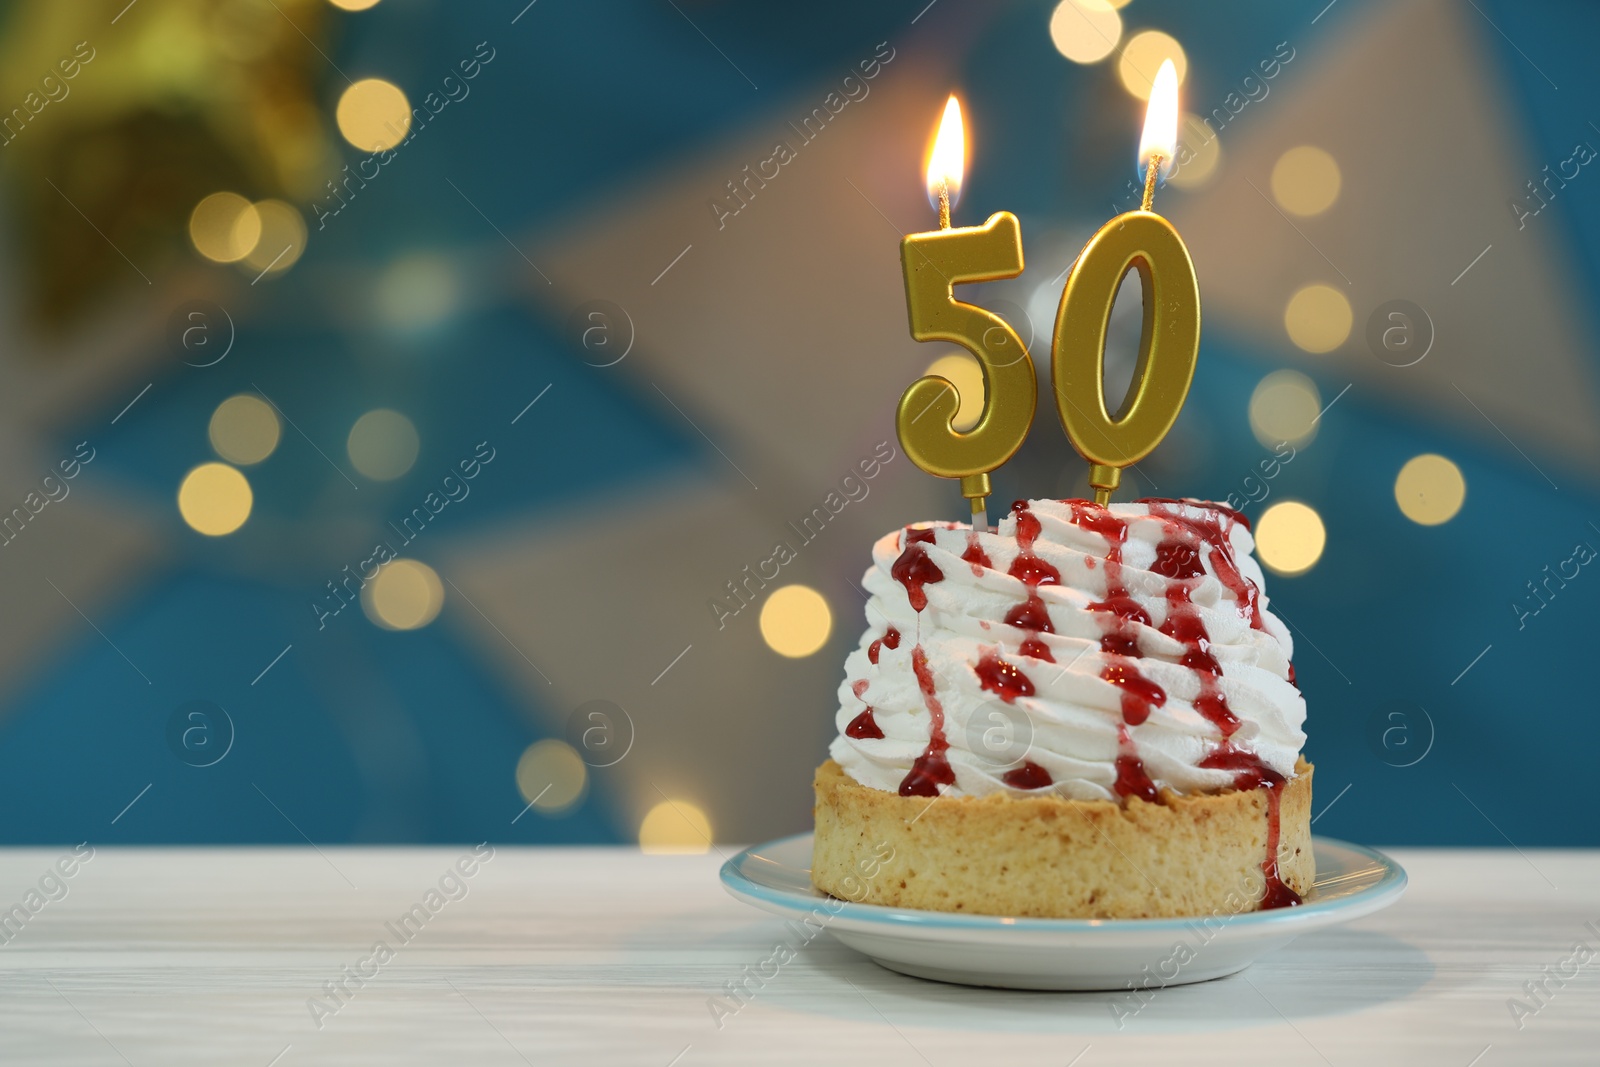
898 96 1037 532
1052 60 1200 505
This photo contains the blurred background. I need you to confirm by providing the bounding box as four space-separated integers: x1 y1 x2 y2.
0 0 1593 850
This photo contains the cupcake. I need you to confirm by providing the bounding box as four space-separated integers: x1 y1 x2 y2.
812 498 1312 919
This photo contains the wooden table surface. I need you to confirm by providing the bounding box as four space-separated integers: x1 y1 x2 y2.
0 845 1593 1065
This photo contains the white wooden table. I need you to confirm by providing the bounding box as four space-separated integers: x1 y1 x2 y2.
0 846 1592 1065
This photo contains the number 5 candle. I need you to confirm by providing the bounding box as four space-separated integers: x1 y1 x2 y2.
897 96 1037 533
1053 60 1200 505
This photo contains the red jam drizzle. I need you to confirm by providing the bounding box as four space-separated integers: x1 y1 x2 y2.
1003 760 1053 790
1018 637 1054 663
1067 499 1130 552
1200 744 1301 909
1160 584 1241 737
1100 660 1166 725
1093 595 1149 657
851 679 869 699
1004 594 1053 633
1257 787 1303 910
1151 535 1205 580
1142 499 1264 631
866 626 901 665
1113 724 1159 804
962 532 992 576
891 530 944 613
976 650 1034 703
1007 505 1062 587
899 646 955 797
1199 743 1284 790
1070 501 1149 659
1002 502 1060 667
845 709 884 739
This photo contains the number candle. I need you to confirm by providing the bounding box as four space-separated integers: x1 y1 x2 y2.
1052 60 1200 506
898 96 1037 533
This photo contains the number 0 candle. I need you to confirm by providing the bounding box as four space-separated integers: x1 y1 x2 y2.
1053 60 1200 505
897 96 1037 533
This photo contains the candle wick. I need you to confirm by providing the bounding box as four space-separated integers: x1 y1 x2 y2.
938 180 952 230
1141 155 1163 212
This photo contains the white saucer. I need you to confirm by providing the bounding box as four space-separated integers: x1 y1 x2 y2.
720 832 1406 991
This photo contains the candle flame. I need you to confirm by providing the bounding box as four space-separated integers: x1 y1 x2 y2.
1138 59 1179 181
925 95 965 212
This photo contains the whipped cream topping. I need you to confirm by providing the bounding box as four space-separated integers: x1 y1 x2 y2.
829 498 1306 802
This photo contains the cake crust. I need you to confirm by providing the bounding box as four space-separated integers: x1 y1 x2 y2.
812 758 1314 919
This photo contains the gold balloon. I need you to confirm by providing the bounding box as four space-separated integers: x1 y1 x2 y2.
1052 210 1199 504
898 211 1037 515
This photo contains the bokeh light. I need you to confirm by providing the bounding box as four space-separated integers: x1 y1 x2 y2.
328 0 382 9
1284 284 1353 353
1271 146 1342 217
924 352 985 432
1248 370 1322 449
374 255 460 332
1395 454 1466 525
208 395 281 465
1255 501 1326 576
1118 30 1188 100
178 463 253 537
189 192 262 264
347 409 420 481
759 585 832 658
639 800 713 854
515 740 588 814
1169 114 1221 188
240 200 308 276
362 559 444 631
336 78 411 152
1048 0 1122 64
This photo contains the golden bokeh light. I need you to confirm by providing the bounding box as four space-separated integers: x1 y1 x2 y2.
178 463 253 537
759 584 833 658
1169 113 1221 188
328 0 382 9
1271 145 1342 217
241 200 308 275
515 740 587 814
639 800 713 855
347 409 420 481
1284 284 1352 353
1249 370 1322 449
1048 0 1122 64
1118 30 1188 100
208 395 281 465
924 352 986 432
1395 454 1466 526
189 192 262 264
1256 501 1326 576
336 78 411 152
362 558 444 631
